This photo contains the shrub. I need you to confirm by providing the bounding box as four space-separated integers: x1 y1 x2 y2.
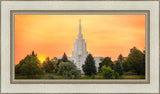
58 62 81 79
101 66 114 79
114 72 120 79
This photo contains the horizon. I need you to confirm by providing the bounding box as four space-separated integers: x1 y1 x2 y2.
15 15 145 64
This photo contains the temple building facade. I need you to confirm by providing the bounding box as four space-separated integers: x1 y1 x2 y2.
71 19 89 71
56 20 101 73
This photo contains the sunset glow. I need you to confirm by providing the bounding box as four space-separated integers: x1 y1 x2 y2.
15 15 145 65
37 55 46 63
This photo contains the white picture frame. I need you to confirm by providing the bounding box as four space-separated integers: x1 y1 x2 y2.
0 0 159 94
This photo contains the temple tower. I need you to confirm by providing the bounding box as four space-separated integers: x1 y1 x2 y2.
72 19 88 72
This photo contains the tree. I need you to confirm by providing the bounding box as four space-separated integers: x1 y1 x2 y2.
98 57 114 72
55 53 71 73
15 51 43 78
19 55 43 78
62 53 68 62
82 54 97 76
32 51 37 56
15 64 21 74
53 57 58 63
57 53 69 65
114 61 123 75
101 66 114 79
121 60 130 72
58 62 80 79
126 47 144 75
117 54 123 62
140 50 145 75
42 57 56 73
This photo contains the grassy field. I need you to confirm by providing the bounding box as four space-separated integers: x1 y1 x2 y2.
121 75 145 79
15 74 145 79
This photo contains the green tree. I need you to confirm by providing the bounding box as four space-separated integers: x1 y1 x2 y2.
140 50 145 75
118 54 123 62
19 55 43 78
122 60 130 72
101 66 114 79
32 51 37 56
126 47 144 75
114 61 123 75
15 64 21 74
15 51 43 78
82 54 97 76
53 57 58 63
58 62 80 79
98 57 114 72
62 53 68 62
42 57 56 73
55 53 71 73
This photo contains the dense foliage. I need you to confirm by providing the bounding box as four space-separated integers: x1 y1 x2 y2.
42 57 56 73
55 53 71 73
15 51 43 78
58 62 80 79
15 46 145 79
82 54 97 76
114 61 123 75
117 54 123 62
98 57 114 72
122 47 145 75
101 66 114 79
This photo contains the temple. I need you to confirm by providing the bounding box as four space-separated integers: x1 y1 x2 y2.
56 20 101 73
71 19 88 71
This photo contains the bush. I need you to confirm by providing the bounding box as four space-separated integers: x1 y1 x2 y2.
58 62 81 79
98 57 114 72
101 66 114 79
114 72 120 79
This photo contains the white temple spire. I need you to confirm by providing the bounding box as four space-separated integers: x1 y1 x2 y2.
72 19 88 72
78 19 82 38
79 19 81 24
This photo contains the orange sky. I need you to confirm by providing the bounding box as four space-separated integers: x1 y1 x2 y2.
15 15 145 64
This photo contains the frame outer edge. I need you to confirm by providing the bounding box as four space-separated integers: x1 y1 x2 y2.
0 0 159 94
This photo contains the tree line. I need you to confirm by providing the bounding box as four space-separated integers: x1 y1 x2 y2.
15 46 145 79
82 46 145 79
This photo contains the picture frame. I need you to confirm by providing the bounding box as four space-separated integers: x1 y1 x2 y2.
0 0 159 94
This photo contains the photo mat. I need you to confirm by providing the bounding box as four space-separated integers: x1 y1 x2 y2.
11 10 150 84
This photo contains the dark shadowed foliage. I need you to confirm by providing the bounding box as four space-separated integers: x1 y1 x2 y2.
42 57 56 73
82 54 97 76
98 57 114 72
114 61 123 75
124 47 145 75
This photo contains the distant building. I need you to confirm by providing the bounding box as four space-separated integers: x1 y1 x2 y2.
55 20 102 73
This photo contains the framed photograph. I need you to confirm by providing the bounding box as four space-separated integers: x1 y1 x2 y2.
0 0 159 94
